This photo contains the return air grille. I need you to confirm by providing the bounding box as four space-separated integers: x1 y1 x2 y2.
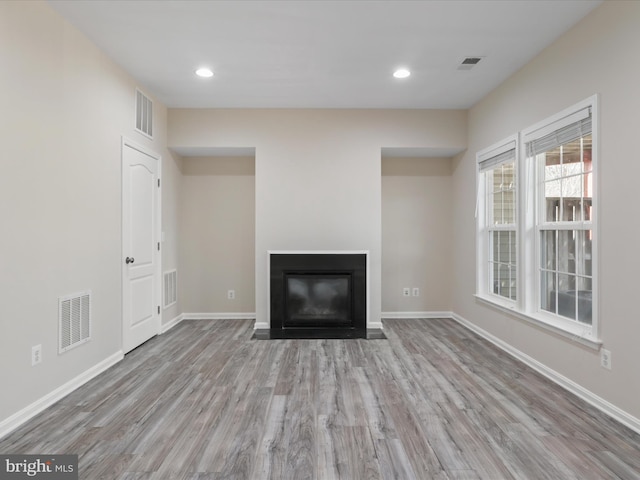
163 270 177 308
135 88 153 138
59 291 91 354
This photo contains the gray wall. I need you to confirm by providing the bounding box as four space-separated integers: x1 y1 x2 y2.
176 155 455 317
0 1 182 423
168 109 467 328
451 0 640 420
179 157 256 313
382 158 453 313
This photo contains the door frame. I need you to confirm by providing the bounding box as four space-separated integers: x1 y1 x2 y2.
121 136 162 352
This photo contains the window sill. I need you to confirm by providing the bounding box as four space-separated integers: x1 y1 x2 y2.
474 294 602 350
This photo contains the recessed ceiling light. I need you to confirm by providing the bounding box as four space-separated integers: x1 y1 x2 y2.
195 67 214 78
393 68 411 79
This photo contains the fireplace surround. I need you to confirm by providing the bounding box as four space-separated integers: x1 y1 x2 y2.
259 251 374 339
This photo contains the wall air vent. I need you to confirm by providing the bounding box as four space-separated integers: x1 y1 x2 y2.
458 57 483 71
163 269 177 308
135 88 153 138
59 291 91 354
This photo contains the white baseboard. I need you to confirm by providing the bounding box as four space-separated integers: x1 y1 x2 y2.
182 312 256 320
381 311 454 319
0 351 123 440
160 313 184 334
163 312 253 332
451 312 640 436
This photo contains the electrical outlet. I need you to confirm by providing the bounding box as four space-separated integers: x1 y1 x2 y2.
402 287 410 297
227 289 235 300
32 345 42 366
412 287 420 297
600 348 612 370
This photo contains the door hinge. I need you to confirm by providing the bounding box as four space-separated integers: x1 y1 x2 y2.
157 242 160 251
157 306 160 315
158 178 160 187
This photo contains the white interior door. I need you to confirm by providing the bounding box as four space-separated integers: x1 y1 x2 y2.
122 138 161 353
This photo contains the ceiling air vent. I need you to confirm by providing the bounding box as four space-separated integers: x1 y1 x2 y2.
135 88 153 138
458 57 483 71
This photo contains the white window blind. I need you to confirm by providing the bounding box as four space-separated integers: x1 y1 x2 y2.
525 107 591 156
478 140 516 172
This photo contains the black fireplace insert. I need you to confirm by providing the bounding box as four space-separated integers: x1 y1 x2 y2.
267 253 367 339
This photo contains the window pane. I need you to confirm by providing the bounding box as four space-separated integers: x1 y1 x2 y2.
582 195 592 221
541 271 556 314
498 231 510 263
562 177 584 221
509 231 516 264
563 198 582 222
483 159 516 301
541 231 556 270
558 230 575 274
493 192 503 224
561 172 583 196
491 168 501 194
576 230 593 276
576 277 593 325
556 273 576 321
509 265 517 300
561 139 582 177
544 180 561 222
491 162 515 226
503 189 515 224
582 134 592 173
540 228 592 324
544 148 561 171
582 154 593 220
502 162 515 188
498 264 510 298
557 272 575 292
542 138 593 226
490 230 516 301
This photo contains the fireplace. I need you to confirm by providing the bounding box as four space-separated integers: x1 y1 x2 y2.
285 275 351 327
265 252 368 339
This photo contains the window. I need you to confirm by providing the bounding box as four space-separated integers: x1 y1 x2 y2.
526 103 594 326
476 96 598 344
476 137 518 303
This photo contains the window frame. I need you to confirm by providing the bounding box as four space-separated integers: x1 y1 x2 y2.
524 95 598 341
476 134 519 309
475 96 600 348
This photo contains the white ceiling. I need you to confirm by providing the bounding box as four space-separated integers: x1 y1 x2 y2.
49 0 601 109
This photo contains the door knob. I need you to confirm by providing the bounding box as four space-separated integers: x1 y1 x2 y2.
126 257 135 264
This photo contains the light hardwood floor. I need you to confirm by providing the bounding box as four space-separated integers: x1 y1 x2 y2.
1 319 639 479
